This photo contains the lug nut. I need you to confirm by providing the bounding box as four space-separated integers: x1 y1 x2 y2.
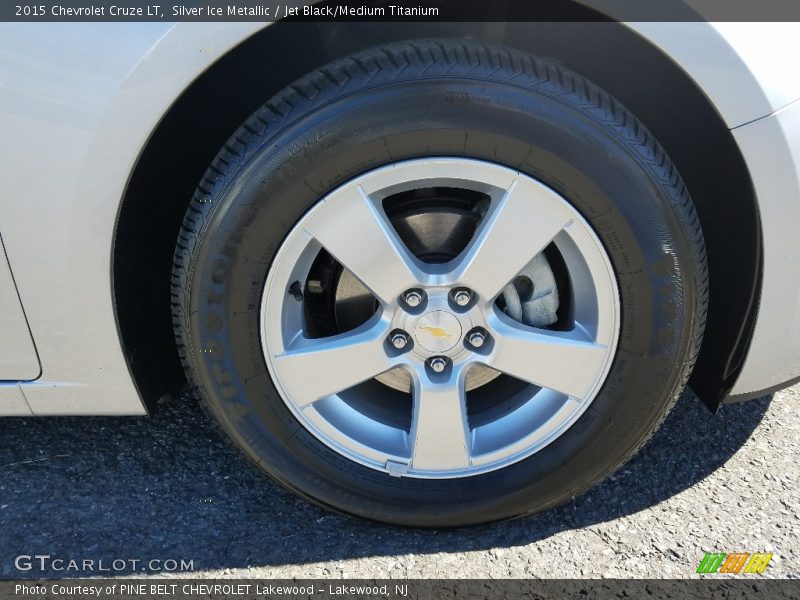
429 357 448 373
403 290 424 308
453 289 472 307
467 330 486 348
390 331 410 350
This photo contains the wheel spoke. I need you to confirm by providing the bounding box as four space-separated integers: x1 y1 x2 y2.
451 178 574 301
272 320 392 406
302 184 423 305
486 313 609 400
410 368 471 471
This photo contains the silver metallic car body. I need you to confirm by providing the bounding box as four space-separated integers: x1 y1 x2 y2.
0 21 798 415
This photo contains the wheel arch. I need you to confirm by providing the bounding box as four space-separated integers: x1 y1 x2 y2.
113 17 761 411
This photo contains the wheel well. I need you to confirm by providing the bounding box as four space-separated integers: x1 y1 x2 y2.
114 18 760 411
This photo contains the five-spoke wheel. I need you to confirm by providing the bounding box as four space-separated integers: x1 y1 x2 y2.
262 159 619 478
172 39 706 526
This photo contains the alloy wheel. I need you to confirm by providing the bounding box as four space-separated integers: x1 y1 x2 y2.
261 158 619 479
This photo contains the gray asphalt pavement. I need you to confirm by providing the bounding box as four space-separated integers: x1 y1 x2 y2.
1 383 797 579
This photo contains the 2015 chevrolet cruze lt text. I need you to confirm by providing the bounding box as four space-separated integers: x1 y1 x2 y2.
1 18 799 526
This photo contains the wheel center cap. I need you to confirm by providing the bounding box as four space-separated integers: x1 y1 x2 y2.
414 310 462 353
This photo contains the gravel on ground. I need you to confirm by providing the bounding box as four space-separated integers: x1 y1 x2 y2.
1 383 797 579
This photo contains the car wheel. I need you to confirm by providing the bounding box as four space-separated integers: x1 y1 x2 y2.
171 39 707 526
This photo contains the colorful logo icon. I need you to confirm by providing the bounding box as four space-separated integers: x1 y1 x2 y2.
696 552 773 574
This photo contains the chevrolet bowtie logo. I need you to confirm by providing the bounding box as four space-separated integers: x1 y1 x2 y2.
418 325 454 339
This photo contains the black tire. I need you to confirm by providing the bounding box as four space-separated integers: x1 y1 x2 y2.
171 39 707 527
